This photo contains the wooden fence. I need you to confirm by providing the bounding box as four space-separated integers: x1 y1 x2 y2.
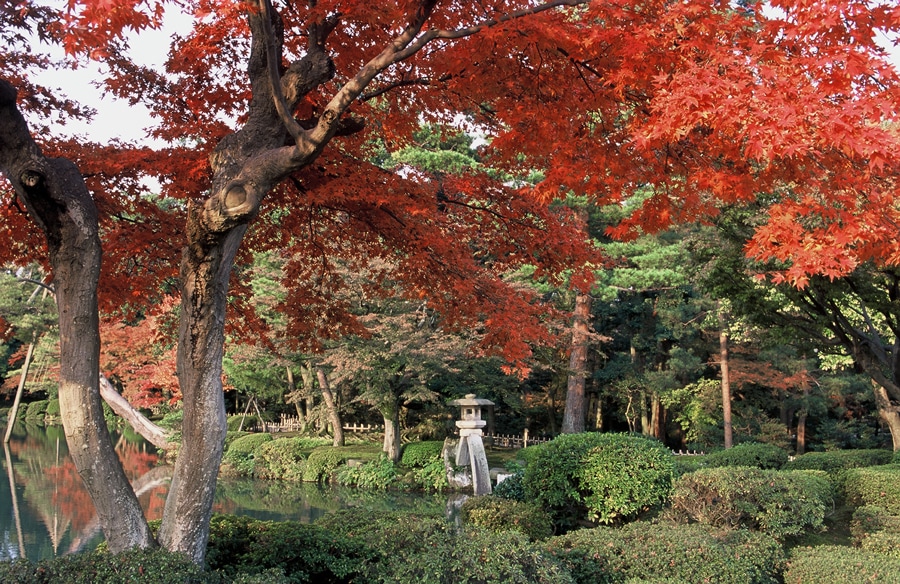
483 431 551 449
249 414 384 434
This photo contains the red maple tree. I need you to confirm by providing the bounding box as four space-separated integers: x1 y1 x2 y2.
2 0 899 562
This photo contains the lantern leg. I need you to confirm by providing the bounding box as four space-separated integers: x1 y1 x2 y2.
466 434 492 496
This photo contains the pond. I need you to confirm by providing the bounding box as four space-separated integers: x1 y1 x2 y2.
0 422 447 562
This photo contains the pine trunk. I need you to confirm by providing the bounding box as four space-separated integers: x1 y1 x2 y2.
562 293 591 434
719 307 733 449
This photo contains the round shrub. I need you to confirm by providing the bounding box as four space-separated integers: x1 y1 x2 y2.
45 399 60 418
254 437 307 481
24 400 49 420
543 521 784 584
784 545 900 583
702 442 789 470
303 446 348 483
223 433 274 477
227 414 260 432
843 464 900 513
668 467 833 540
462 495 554 541
400 441 444 467
494 469 526 501
523 432 675 527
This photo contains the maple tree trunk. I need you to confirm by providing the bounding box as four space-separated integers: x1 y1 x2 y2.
316 367 344 447
562 293 591 434
157 226 244 562
0 80 155 553
872 383 900 451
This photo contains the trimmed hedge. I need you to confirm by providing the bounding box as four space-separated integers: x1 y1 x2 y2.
303 446 349 483
543 521 784 584
523 432 674 527
223 433 274 477
0 548 209 584
844 465 900 513
254 437 308 481
783 449 894 495
400 441 444 467
668 467 833 540
494 469 526 501
317 509 573 583
461 495 554 541
205 514 371 583
784 545 900 583
701 442 789 470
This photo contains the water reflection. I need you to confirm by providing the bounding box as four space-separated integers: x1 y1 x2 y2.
1 422 445 562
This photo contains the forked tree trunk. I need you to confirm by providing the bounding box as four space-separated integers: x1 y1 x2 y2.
316 367 344 447
0 80 154 552
562 293 592 434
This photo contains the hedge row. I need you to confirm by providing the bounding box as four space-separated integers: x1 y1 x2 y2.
667 467 834 540
785 546 900 583
843 465 900 513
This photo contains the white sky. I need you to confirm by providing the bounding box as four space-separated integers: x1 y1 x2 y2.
30 6 900 145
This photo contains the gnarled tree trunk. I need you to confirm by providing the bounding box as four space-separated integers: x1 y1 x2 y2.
316 367 344 447
0 79 154 552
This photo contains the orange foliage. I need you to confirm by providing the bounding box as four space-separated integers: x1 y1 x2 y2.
2 0 899 364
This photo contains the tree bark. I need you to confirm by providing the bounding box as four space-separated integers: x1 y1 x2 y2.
562 293 591 434
99 375 172 453
873 383 900 451
0 79 154 552
719 307 733 450
316 367 344 447
382 406 402 462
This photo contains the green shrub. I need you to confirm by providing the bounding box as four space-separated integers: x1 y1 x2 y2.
783 449 894 495
462 495 554 541
844 465 900 513
668 467 833 540
336 455 398 490
523 432 674 527
409 457 449 491
303 446 348 483
205 514 370 583
227 414 260 432
400 441 444 467
851 505 900 557
254 437 307 481
702 442 789 470
317 510 572 583
543 521 784 584
24 400 48 420
45 399 60 418
784 545 900 583
223 433 274 477
0 548 210 583
494 469 526 501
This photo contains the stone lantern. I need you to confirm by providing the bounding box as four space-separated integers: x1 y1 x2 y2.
451 394 494 495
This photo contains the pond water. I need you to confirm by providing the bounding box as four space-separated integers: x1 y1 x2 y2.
0 422 446 562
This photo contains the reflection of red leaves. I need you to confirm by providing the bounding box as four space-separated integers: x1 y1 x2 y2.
43 462 97 531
